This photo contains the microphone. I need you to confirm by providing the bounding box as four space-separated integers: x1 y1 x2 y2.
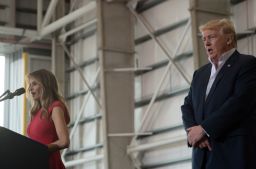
0 87 25 102
13 88 25 96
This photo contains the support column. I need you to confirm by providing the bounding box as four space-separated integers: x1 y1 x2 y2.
190 0 230 68
97 1 134 169
51 0 65 94
6 0 16 27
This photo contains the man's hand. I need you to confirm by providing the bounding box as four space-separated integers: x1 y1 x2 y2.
196 137 212 151
187 125 205 146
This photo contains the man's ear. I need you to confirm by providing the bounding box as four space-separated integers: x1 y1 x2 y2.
227 36 232 45
227 37 232 45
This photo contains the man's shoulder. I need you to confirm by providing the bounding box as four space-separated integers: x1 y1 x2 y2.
191 63 211 81
240 54 256 61
235 50 256 61
196 63 211 74
235 53 256 70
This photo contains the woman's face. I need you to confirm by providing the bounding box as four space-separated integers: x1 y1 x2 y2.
28 77 43 101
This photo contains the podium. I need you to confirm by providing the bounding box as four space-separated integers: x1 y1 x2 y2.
0 126 49 169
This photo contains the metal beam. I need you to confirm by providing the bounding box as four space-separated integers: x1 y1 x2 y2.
137 125 184 139
66 84 99 100
135 87 189 108
128 6 191 84
0 26 37 37
38 1 96 39
64 155 104 168
65 143 103 156
127 134 186 154
135 19 188 45
59 19 97 42
230 0 245 5
135 52 193 76
97 1 134 169
66 57 98 73
41 0 59 28
37 0 43 32
141 157 191 169
136 0 168 13
68 113 102 128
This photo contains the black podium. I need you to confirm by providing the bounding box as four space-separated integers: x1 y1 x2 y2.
0 126 49 169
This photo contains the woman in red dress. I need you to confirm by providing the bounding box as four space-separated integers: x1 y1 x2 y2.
25 69 70 169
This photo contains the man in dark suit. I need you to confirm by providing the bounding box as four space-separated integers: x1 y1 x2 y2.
181 18 256 169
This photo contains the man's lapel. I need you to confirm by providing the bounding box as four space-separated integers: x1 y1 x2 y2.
200 66 211 104
205 51 239 104
197 65 211 120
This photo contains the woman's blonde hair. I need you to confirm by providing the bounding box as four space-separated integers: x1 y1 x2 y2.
199 18 237 47
25 69 66 118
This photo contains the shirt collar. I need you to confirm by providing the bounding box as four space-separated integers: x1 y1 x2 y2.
208 48 235 70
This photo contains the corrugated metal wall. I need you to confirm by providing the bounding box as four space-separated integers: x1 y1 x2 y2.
65 0 100 168
132 0 192 168
64 0 256 168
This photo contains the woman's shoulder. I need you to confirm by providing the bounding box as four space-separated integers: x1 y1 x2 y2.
48 100 67 114
51 100 64 107
49 100 70 123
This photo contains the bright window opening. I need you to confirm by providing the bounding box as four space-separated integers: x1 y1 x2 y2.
0 56 5 126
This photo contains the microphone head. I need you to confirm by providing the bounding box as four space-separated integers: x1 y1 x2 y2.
14 87 25 96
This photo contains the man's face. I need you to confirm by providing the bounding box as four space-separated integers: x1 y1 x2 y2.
201 29 230 62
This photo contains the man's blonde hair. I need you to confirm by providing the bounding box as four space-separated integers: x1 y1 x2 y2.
199 18 237 47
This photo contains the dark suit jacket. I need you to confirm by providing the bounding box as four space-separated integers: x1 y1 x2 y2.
181 50 256 169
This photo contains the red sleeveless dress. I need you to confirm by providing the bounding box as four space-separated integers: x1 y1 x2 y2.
27 100 70 169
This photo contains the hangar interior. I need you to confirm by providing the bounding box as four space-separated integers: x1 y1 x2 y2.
0 0 255 169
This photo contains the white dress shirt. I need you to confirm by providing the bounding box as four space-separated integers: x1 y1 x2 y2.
205 48 236 99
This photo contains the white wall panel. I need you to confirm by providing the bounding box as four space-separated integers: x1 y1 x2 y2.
136 32 192 67
140 67 172 97
142 145 190 165
143 0 189 29
81 122 97 145
237 36 255 56
81 35 97 61
136 40 163 67
81 63 98 91
151 94 186 129
67 1 99 165
177 56 194 81
157 27 192 57
231 1 248 33
248 0 256 29
29 55 51 72
137 93 187 131
82 95 99 118
231 1 256 56
135 0 190 38
156 162 191 169
133 0 192 168
71 0 96 27
69 70 83 95
138 62 190 100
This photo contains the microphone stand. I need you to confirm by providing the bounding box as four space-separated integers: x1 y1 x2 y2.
0 90 10 102
0 88 25 102
0 90 10 98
